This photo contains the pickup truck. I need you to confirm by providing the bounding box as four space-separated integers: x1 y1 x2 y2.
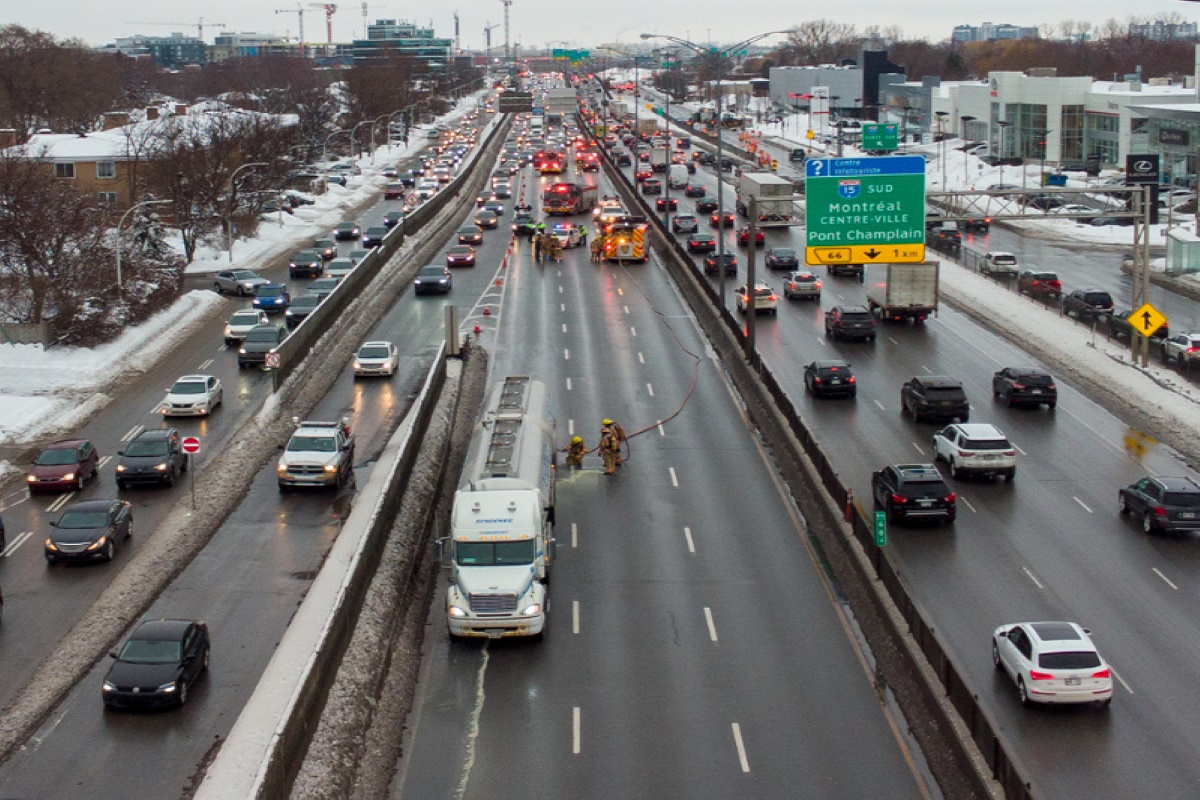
277 419 355 490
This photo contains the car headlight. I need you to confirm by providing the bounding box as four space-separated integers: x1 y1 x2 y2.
115 464 126 473
155 463 169 471
157 682 177 693
239 347 248 354
223 326 233 337
86 536 108 551
448 605 468 618
61 472 76 481
520 603 542 617
352 361 362 369
102 681 116 693
26 474 36 483
44 539 59 551
324 464 338 473
276 464 288 475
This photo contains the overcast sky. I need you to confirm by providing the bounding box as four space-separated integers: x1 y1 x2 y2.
8 2 1199 51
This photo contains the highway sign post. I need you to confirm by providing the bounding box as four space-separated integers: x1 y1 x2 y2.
873 510 887 547
182 436 201 509
1129 302 1166 338
862 123 899 152
804 155 926 267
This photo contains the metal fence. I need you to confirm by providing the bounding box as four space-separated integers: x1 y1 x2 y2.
0 321 53 345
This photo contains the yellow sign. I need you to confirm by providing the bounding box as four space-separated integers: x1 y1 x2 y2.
806 244 926 265
806 129 815 140
1129 302 1167 338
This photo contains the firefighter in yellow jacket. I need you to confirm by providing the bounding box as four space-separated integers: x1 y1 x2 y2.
603 418 627 465
598 425 620 475
564 436 586 467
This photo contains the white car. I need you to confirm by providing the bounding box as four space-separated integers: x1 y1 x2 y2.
415 179 439 199
326 258 355 280
161 374 223 417
782 271 822 301
550 223 583 248
992 621 1113 708
932 423 1016 480
352 341 399 377
1161 332 1200 363
224 309 269 345
981 251 1019 276
734 283 778 315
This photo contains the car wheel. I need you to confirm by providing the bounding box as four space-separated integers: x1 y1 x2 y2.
202 646 211 674
1119 494 1130 515
213 283 223 294
992 383 1001 397
868 334 876 342
164 469 176 488
1004 470 1015 482
104 539 116 562
1017 678 1032 707
116 481 127 491
178 679 188 707
75 474 84 491
950 459 960 479
1143 513 1156 535
992 642 1002 670
236 286 246 297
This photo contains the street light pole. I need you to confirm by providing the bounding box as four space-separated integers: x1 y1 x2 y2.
370 113 390 163
116 198 173 296
996 120 1011 186
934 111 948 187
225 162 268 262
321 127 350 174
960 115 977 181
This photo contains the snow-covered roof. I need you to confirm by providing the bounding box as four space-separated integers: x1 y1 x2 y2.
1090 81 1195 98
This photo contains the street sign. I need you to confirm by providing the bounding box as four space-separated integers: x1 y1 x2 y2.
497 91 534 113
873 510 887 547
1130 302 1167 338
181 436 201 455
862 123 899 152
804 155 926 265
265 352 281 368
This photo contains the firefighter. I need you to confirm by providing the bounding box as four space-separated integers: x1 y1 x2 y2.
598 425 619 475
590 236 604 262
532 233 542 264
564 436 586 467
603 418 628 465
548 235 563 262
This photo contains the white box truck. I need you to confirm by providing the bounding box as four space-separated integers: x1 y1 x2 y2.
443 376 556 640
637 117 660 137
649 146 670 173
667 163 689 188
865 262 940 322
735 173 795 227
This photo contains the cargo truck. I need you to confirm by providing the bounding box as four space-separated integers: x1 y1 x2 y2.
545 87 577 116
735 173 795 227
637 117 660 137
649 146 670 173
864 261 940 322
443 376 556 640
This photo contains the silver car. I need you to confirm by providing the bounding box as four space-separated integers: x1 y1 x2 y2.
782 271 822 301
224 309 269 345
213 269 270 297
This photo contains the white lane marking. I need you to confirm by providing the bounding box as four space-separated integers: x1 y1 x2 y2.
669 467 679 487
566 377 572 391
874 400 885 411
624 305 630 315
573 707 581 754
558 285 563 294
657 420 665 437
638 352 645 364
911 441 925 455
1073 497 1094 514
564 348 570 361
2 531 33 557
47 493 75 514
1111 667 1134 695
217 344 228 352
960 496 977 513
1021 567 1043 589
97 456 113 469
568 419 575 436
921 365 932 374
683 526 695 553
121 424 144 443
560 303 565 312
1153 567 1179 591
630 326 637 337
571 522 578 549
888 336 899 345
573 600 580 634
198 358 213 370
817 337 826 345
1012 443 1027 456
731 723 750 772
562 323 568 333
704 607 718 642
646 383 655 397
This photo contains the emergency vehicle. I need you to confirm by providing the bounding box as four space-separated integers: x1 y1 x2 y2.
542 182 597 215
603 223 649 263
534 150 565 174
550 222 584 248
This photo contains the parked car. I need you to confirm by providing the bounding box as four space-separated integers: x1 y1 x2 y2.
992 621 1112 708
992 366 1057 409
734 283 778 315
981 251 1019 276
116 428 186 489
932 423 1016 480
1062 289 1114 321
871 463 956 524
1161 332 1200 363
27 439 100 493
160 374 223 417
1105 308 1170 341
824 305 876 342
252 283 290 313
1119 475 1200 534
1016 270 1062 299
704 253 738 275
237 324 286 368
352 341 400 377
765 247 800 270
413 264 453 295
45 498 132 563
803 360 856 398
783 271 821 301
900 375 970 423
103 619 210 709
213 269 269 296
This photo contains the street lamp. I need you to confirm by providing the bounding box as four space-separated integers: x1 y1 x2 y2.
641 29 787 305
321 127 350 174
225 162 268 262
959 115 977 180
996 120 1012 186
370 113 390 163
115 198 173 296
934 111 949 187
350 119 373 161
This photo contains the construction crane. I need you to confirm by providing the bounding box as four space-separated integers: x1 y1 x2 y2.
484 22 499 54
126 18 226 40
310 3 338 44
498 0 512 61
453 12 460 52
275 4 308 55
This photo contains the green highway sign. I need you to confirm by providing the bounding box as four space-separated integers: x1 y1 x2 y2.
873 510 887 547
862 123 899 152
805 155 926 265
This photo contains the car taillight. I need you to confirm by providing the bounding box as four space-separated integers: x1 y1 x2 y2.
890 493 908 505
1011 382 1025 389
768 294 778 301
1029 670 1055 681
1152 506 1168 517
814 281 823 289
958 451 975 457
1189 347 1199 354
813 376 824 384
1047 383 1056 390
847 376 856 384
945 493 956 503
1092 669 1111 679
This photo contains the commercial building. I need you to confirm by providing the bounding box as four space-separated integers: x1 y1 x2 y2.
353 19 452 69
769 51 905 117
107 33 207 69
950 23 1040 44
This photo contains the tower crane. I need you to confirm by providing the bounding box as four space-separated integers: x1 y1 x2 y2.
497 0 512 61
126 18 226 40
453 12 460 52
484 22 499 54
274 4 308 55
310 3 338 44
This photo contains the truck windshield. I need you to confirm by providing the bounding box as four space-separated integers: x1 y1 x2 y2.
456 540 536 566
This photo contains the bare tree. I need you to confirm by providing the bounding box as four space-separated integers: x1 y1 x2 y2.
779 20 860 66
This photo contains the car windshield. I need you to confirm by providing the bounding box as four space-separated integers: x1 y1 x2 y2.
901 480 949 498
245 329 279 342
233 271 259 280
289 435 337 453
1038 651 1102 670
359 346 391 359
1164 492 1200 508
258 287 284 298
230 312 260 325
774 249 797 257
419 267 445 278
36 448 80 466
455 539 537 566
57 509 108 528
293 297 319 308
170 381 206 395
118 638 182 665
924 387 964 399
125 440 169 457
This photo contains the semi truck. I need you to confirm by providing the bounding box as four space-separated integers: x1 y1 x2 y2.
864 261 940 322
545 87 577 116
735 173 795 227
444 376 556 640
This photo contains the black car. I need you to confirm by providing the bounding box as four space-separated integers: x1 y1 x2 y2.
992 366 1057 409
695 198 719 214
116 428 186 489
308 278 340 299
285 293 322 329
333 221 361 241
362 226 388 248
655 196 678 211
684 183 706 198
45 498 133 563
704 253 738 275
237 323 286 368
765 247 800 270
641 179 662 195
457 226 484 245
414 264 453 295
824 305 877 342
900 376 970 423
687 233 717 253
288 249 323 279
804 360 857 398
1062 288 1114 321
312 238 337 260
383 210 406 229
1119 476 1200 534
512 209 537 236
872 464 957 525
103 619 210 709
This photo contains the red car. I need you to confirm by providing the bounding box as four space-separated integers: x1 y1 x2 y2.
655 196 678 211
446 245 477 267
710 212 736 228
737 227 766 247
635 169 653 182
27 438 100 493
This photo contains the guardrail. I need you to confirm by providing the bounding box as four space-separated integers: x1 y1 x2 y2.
196 346 451 800
591 120 1017 799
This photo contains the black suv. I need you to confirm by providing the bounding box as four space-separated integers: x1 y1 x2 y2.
804 360 856 398
238 324 286 368
116 428 186 489
1062 289 1114 321
289 249 323 279
900 376 970 422
1119 476 1200 534
825 305 877 342
872 464 957 524
992 366 1057 408
704 253 738 275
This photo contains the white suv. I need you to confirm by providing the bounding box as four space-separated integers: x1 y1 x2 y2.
1161 332 1200 363
992 621 1113 708
735 283 778 316
981 251 1019 276
932 423 1016 480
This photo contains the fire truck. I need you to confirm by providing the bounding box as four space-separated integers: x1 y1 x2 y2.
602 222 649 263
534 150 566 175
541 182 598 216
